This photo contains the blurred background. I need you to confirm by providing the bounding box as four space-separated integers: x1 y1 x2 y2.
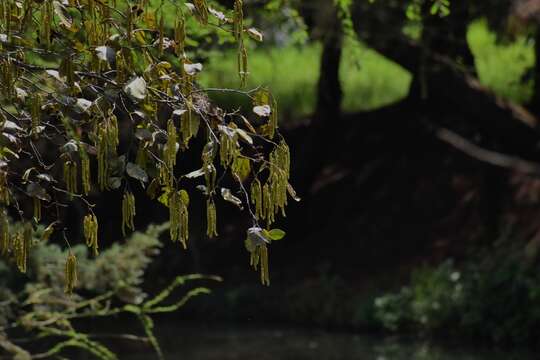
8 0 540 359
124 0 540 358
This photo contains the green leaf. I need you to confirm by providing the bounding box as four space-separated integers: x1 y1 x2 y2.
126 162 149 182
221 188 243 209
124 76 147 101
268 229 285 241
26 182 51 202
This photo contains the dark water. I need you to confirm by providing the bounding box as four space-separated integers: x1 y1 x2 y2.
125 324 532 360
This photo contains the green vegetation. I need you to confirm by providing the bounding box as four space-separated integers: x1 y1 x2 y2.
373 254 540 345
0 222 220 359
200 41 412 119
468 19 535 103
201 20 536 122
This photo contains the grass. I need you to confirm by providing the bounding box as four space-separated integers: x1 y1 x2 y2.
200 19 536 121
199 41 412 120
468 19 535 103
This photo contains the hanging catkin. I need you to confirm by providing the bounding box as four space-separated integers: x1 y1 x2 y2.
64 252 77 295
166 119 177 169
169 190 189 248
31 94 41 138
0 210 8 256
0 171 10 205
219 129 237 168
63 160 78 195
206 198 218 238
33 198 41 222
193 0 208 24
174 15 186 58
262 183 274 226
259 244 270 286
121 191 136 236
96 113 119 190
14 224 31 273
83 214 99 256
250 178 263 220
80 148 91 195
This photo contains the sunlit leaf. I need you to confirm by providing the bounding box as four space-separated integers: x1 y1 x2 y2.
247 28 264 42
124 76 147 101
183 63 203 76
253 105 271 117
221 188 243 209
126 162 149 182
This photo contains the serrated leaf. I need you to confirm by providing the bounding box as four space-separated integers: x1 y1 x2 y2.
173 109 188 117
247 28 264 42
135 128 152 142
185 168 205 179
253 105 271 117
108 177 122 189
126 162 149 182
75 98 93 113
183 63 203 76
45 70 66 83
287 183 301 202
26 182 51 201
37 173 56 182
124 76 147 101
209 7 227 22
221 188 243 209
268 229 286 241
2 120 23 132
245 227 270 253
235 129 253 145
95 45 116 63
62 140 79 152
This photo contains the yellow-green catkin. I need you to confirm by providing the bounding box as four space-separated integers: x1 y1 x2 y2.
166 119 177 169
136 145 148 171
169 190 189 248
96 112 119 190
250 178 263 219
83 214 99 256
81 149 91 195
63 160 78 194
180 102 195 146
232 156 251 181
64 252 77 295
219 130 237 168
14 224 31 273
33 198 41 222
233 0 248 86
262 183 274 226
0 210 9 256
159 164 173 191
30 94 41 138
233 0 243 41
268 141 290 217
206 198 218 238
194 0 208 24
259 244 270 286
0 171 10 205
174 15 186 58
121 191 136 236
41 0 53 48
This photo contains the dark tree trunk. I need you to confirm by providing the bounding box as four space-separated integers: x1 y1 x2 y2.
293 4 343 190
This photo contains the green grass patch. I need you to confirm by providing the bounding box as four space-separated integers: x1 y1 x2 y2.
468 19 535 103
199 41 412 121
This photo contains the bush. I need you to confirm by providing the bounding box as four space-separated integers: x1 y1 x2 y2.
374 256 540 345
